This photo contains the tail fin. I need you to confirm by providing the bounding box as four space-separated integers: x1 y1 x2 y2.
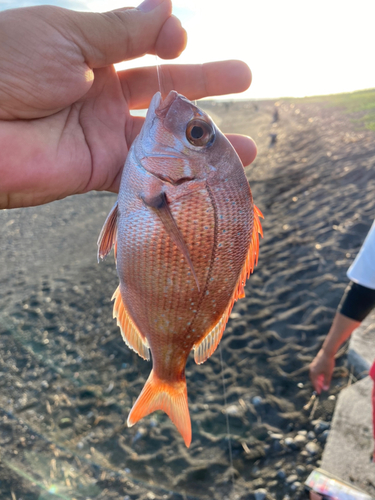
127 370 191 447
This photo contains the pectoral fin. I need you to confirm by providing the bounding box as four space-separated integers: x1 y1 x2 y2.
142 192 200 291
97 201 118 262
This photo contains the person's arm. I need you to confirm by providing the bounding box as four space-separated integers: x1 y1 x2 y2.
0 1 256 209
309 281 375 393
309 311 360 393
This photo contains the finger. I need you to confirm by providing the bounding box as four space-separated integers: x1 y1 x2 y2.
309 366 321 394
322 373 332 391
315 374 324 394
118 60 252 109
227 134 257 167
60 0 187 68
154 15 187 59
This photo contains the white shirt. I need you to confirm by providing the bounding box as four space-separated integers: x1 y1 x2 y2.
347 221 375 290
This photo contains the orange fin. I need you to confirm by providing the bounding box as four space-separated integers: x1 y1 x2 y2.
97 201 118 262
128 369 191 447
194 301 229 364
142 191 200 291
112 286 150 361
194 204 263 365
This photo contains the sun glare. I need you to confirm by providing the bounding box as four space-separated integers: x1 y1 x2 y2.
2 0 374 99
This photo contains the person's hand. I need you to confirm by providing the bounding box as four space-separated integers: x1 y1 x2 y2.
0 0 256 209
309 348 335 394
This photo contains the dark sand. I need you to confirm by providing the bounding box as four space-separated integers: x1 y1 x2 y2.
1 96 375 500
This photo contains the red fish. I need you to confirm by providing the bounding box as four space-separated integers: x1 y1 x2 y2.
98 91 263 447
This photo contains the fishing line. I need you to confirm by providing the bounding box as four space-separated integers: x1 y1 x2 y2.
219 343 234 484
155 55 166 99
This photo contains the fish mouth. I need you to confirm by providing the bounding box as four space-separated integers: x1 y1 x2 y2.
141 91 179 142
145 91 179 123
155 91 179 117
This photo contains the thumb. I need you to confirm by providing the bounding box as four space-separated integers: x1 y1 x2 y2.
63 0 187 68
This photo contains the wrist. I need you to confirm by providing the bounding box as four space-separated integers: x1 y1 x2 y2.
319 345 336 359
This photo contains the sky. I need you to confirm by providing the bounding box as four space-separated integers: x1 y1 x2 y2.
1 0 374 99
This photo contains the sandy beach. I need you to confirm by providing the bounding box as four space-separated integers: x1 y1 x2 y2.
0 91 374 499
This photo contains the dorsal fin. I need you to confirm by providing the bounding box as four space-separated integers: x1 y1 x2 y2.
97 201 118 262
194 205 263 364
112 287 150 361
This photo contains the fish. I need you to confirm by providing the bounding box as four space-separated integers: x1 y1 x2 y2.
98 90 263 447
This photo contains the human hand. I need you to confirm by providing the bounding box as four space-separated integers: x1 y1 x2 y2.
0 0 256 209
309 348 335 394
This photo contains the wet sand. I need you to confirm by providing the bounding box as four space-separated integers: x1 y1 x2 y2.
0 95 375 499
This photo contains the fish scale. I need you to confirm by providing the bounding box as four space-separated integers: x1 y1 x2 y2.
98 90 263 446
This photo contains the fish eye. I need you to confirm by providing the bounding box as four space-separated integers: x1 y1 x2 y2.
186 119 214 147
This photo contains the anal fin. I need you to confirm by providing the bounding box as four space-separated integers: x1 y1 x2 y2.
194 204 263 365
97 201 118 262
112 286 150 361
127 369 191 447
194 312 228 365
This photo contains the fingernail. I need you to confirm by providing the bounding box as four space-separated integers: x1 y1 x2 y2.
322 384 329 391
137 0 164 12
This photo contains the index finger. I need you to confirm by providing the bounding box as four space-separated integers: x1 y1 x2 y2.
118 60 252 109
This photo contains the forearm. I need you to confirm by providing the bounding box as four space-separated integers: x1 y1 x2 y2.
320 311 360 357
322 282 375 357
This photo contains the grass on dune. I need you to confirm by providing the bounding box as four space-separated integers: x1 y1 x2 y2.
300 88 375 131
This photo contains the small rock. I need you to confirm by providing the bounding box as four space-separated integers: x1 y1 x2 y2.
276 469 286 480
272 439 283 452
305 441 321 456
284 437 294 448
269 433 283 440
296 465 305 476
286 474 298 484
132 427 148 444
225 404 241 415
307 431 315 440
59 417 73 428
254 488 268 500
293 434 307 448
76 441 84 450
105 382 114 394
320 430 330 442
41 380 49 389
290 481 302 491
313 420 330 434
297 430 307 436
252 396 263 406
